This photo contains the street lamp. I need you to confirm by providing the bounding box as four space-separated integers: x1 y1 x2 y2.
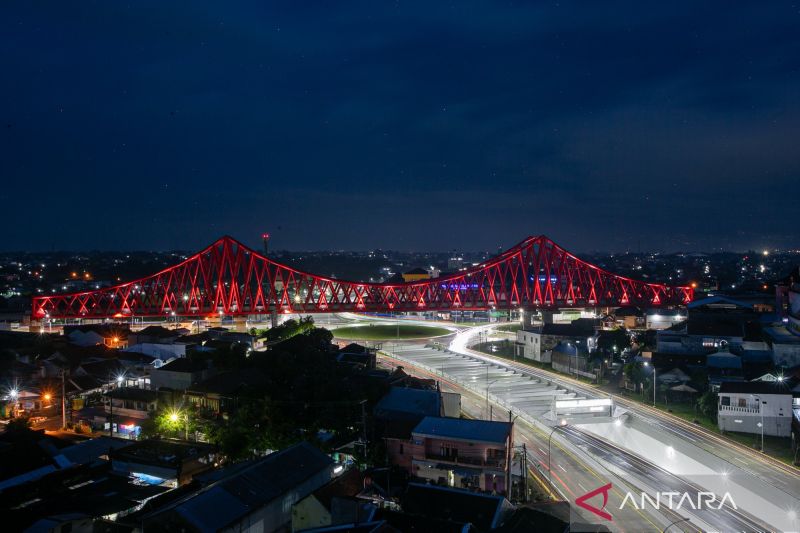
109 373 125 437
750 394 765 452
643 361 656 406
7 388 19 416
547 419 568 488
486 376 501 420
169 409 189 440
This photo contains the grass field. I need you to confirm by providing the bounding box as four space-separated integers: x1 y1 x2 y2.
333 324 452 340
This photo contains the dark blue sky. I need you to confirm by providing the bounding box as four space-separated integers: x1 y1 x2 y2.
2 2 798 253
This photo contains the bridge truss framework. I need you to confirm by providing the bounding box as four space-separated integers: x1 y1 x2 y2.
32 235 692 320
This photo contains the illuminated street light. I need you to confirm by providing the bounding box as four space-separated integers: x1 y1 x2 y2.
168 409 189 440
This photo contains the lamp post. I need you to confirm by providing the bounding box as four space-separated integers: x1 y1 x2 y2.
644 361 656 406
486 376 500 420
8 388 19 417
109 374 123 437
547 420 568 488
751 395 765 452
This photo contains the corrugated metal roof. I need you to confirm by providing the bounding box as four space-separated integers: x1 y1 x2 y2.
171 442 333 531
412 416 511 444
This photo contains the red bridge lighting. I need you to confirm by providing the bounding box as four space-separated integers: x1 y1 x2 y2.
32 235 693 319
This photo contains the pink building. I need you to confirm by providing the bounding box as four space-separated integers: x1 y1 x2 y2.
389 416 513 495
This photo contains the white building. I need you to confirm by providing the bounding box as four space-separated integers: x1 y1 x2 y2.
717 381 793 437
515 322 596 363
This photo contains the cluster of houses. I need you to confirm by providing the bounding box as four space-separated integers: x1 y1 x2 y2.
0 321 578 532
0 323 259 436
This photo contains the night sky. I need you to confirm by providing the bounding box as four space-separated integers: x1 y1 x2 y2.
2 2 799 253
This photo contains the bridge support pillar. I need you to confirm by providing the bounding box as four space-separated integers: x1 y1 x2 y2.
541 310 554 324
270 309 278 328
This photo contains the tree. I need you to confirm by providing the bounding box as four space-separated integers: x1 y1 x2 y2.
596 328 630 361
696 390 718 422
141 406 199 439
5 416 32 433
623 361 645 389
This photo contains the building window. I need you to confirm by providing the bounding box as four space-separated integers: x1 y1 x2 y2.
738 398 747 408
720 396 730 406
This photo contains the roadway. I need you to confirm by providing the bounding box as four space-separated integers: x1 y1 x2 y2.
379 346 684 532
384 343 773 532
448 325 800 501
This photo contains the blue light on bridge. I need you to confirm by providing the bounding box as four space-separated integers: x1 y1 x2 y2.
530 275 559 283
440 282 480 290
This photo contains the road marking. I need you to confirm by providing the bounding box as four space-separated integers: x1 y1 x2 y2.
558 464 567 472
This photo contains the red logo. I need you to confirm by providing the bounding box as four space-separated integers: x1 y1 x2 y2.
575 483 613 521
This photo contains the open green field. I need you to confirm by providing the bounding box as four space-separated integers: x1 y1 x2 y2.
333 324 451 340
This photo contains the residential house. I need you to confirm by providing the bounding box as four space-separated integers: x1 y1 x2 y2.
150 357 213 391
126 325 195 361
185 368 268 414
400 483 514 531
717 381 794 437
63 325 129 349
101 387 159 438
393 417 513 495
612 306 645 329
110 439 218 487
291 468 374 531
707 350 744 391
337 343 377 370
376 387 451 468
515 321 596 363
136 441 334 532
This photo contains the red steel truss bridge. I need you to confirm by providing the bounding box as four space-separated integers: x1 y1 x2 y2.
32 235 693 320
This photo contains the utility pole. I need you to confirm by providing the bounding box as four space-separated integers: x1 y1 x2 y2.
61 369 66 429
109 385 113 437
522 443 528 503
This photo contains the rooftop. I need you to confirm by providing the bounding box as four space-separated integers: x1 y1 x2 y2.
111 438 216 468
155 357 208 373
688 295 753 310
169 442 332 531
374 387 441 420
707 350 743 369
186 368 267 396
540 322 595 337
402 483 511 531
763 326 800 344
136 325 181 338
719 381 794 395
412 416 512 445
105 387 159 402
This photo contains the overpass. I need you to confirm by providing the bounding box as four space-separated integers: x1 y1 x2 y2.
32 235 692 320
